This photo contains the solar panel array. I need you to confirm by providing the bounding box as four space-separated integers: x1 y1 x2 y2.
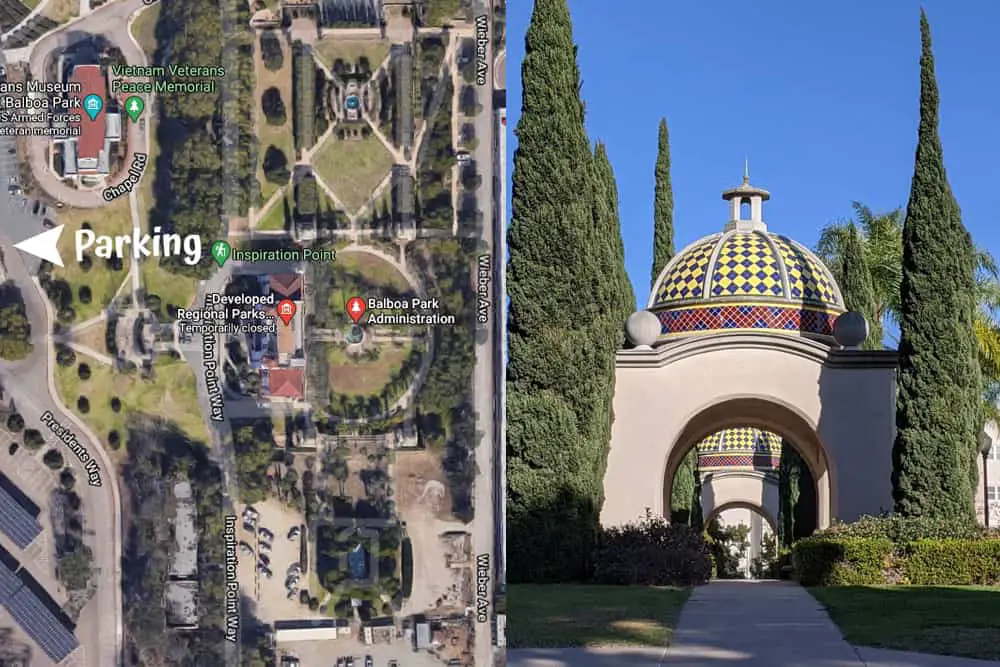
0 484 42 549
0 558 20 605
0 557 79 662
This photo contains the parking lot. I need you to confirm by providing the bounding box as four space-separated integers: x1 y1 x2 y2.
237 499 321 623
278 639 445 667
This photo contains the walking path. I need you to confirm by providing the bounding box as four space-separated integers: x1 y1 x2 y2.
508 581 1000 666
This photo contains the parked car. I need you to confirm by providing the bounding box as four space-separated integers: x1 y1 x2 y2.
259 541 271 554
258 554 270 568
239 542 253 557
259 527 273 541
364 656 373 667
287 526 300 540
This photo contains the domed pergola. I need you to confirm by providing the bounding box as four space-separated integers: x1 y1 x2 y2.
603 174 899 530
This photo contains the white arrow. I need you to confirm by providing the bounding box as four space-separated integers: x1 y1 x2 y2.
14 225 65 267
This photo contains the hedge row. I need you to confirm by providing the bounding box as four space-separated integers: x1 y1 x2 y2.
792 536 1000 586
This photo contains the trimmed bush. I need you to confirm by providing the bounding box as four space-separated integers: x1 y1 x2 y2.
43 449 64 470
791 536 893 586
816 513 990 542
23 429 45 450
901 539 1000 586
592 512 711 586
6 413 24 432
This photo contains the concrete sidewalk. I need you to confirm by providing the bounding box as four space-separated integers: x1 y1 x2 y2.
507 581 1000 666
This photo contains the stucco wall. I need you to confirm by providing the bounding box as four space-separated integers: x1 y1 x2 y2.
603 333 896 528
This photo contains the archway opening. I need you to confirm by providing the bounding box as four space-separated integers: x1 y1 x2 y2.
663 397 834 533
705 501 778 579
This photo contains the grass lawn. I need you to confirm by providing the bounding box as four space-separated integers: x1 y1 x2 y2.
130 3 161 56
336 249 411 292
313 36 390 73
424 0 463 26
508 584 691 648
328 339 414 396
22 0 42 9
54 200 132 322
140 260 197 312
256 188 291 231
255 31 295 204
254 186 347 232
55 356 210 455
810 585 1000 660
41 0 78 23
312 131 394 213
70 319 109 355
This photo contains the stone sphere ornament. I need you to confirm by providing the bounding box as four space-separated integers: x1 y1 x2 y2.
625 310 661 348
833 311 868 348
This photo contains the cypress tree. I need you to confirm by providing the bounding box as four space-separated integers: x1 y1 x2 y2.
507 0 611 581
651 118 675 286
892 10 981 520
670 452 697 525
593 142 636 321
649 118 699 521
839 222 883 350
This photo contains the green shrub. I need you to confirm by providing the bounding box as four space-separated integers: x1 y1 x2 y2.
792 536 893 586
593 512 712 586
816 513 991 542
901 539 1000 585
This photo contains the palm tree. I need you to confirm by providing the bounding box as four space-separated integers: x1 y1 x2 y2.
817 202 1000 418
816 202 903 338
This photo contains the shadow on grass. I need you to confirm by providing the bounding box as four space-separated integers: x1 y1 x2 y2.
508 584 690 649
809 585 1000 660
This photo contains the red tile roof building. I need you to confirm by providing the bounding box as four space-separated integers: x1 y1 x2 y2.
265 368 304 400
68 65 106 172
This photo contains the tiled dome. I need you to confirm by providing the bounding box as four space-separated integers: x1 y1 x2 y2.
647 177 844 341
696 427 782 472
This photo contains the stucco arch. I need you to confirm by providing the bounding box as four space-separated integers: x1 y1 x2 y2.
663 396 834 529
705 500 779 535
603 332 896 530
699 470 780 532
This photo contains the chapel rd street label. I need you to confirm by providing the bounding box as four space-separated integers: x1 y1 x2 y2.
102 152 148 202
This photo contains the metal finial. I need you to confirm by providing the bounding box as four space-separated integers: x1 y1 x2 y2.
743 158 750 184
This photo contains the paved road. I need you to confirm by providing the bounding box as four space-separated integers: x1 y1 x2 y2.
0 49 122 667
24 0 151 208
469 0 499 664
0 231 123 667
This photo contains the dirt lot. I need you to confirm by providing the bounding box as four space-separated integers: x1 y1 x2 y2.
393 449 469 616
279 638 444 667
237 498 319 623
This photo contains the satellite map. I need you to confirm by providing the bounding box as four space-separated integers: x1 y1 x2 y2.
0 0 506 665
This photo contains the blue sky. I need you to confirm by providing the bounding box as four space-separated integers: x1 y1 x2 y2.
505 1 1000 309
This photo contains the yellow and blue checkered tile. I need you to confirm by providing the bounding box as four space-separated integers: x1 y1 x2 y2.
709 233 783 298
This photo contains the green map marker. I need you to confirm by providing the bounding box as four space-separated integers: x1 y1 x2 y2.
124 96 145 123
211 240 231 267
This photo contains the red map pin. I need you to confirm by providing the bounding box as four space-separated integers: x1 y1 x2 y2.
276 299 296 326
346 296 366 324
